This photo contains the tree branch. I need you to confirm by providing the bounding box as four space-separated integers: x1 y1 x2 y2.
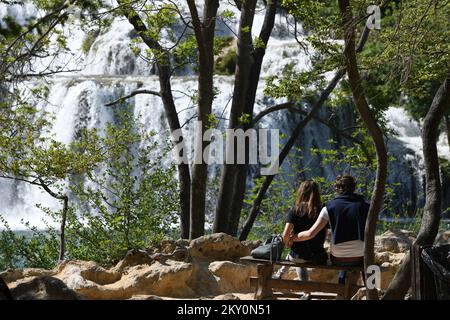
104 90 161 106
186 0 205 55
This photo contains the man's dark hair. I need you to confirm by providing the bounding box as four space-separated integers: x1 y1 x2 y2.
335 174 356 195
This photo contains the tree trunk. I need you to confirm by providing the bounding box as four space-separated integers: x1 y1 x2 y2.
187 0 219 239
59 196 68 261
383 70 450 300
118 0 191 239
214 0 258 234
39 179 68 261
338 0 388 300
215 0 278 236
159 64 191 239
227 0 278 236
239 68 346 240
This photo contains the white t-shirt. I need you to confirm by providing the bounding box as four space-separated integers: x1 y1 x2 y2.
318 207 364 258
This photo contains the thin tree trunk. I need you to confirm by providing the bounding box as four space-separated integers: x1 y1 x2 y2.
118 0 191 238
59 196 68 261
383 71 450 300
159 64 191 239
239 68 346 240
39 179 68 261
339 0 388 301
187 0 219 239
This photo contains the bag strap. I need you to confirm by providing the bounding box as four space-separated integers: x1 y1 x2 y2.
270 234 282 263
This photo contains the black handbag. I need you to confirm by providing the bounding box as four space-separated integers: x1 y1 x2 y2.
251 234 284 262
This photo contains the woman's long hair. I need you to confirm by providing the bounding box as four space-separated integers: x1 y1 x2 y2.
293 180 322 219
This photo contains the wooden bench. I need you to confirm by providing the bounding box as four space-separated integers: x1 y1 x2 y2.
240 256 365 300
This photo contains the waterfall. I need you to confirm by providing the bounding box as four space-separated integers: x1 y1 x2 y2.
1 1 449 230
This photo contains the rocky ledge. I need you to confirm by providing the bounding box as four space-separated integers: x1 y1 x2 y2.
1 231 449 300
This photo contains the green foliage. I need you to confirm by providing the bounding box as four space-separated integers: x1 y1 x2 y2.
0 110 179 268
358 0 450 121
220 9 235 20
0 217 60 270
215 49 237 75
264 64 327 101
214 36 233 56
207 113 219 129
238 113 251 126
67 111 179 266
241 26 250 34
174 35 198 66
377 210 423 236
253 37 266 49
81 29 100 55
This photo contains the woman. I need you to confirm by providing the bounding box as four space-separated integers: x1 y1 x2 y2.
275 180 327 280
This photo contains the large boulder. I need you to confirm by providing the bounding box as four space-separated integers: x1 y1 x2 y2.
189 233 258 261
9 276 80 300
208 261 256 293
56 259 195 300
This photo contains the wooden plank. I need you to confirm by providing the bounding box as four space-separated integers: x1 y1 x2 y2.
310 293 337 300
249 277 363 294
273 292 336 300
344 271 360 300
272 292 307 299
255 264 274 300
240 256 364 271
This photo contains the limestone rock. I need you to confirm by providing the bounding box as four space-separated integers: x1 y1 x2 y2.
57 260 121 286
0 268 56 284
309 268 339 283
159 238 177 254
113 249 154 273
9 276 80 300
208 261 256 293
58 259 195 300
213 293 240 300
375 230 415 253
189 233 255 261
435 231 450 245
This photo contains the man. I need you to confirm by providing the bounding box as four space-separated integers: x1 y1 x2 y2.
289 174 369 285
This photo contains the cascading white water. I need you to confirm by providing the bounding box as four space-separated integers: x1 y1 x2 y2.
1 1 449 229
